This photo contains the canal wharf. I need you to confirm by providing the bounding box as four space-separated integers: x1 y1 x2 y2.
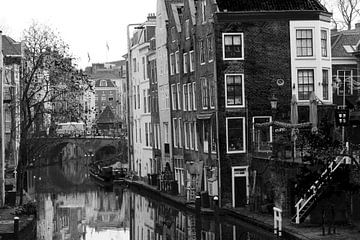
117 179 360 240
0 208 36 240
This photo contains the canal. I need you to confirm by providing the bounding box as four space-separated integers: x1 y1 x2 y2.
32 144 278 239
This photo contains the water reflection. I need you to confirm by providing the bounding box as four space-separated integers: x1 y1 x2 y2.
35 149 277 240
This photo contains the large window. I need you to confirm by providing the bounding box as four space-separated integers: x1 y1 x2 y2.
201 0 206 23
177 83 181 110
225 74 244 107
193 82 196 110
226 117 246 153
183 52 188 74
200 40 205 64
203 121 209 153
175 51 180 74
298 69 314 100
296 29 313 57
185 19 190 39
321 30 328 57
171 84 177 110
183 84 188 111
170 53 175 75
337 70 353 96
178 118 182 148
222 33 244 60
173 118 178 147
188 83 193 111
207 36 213 62
201 78 208 109
189 51 195 72
322 69 329 100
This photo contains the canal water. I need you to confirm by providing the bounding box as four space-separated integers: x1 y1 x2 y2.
33 143 278 239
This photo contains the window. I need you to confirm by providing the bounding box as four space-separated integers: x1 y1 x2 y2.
189 122 193 149
100 80 107 87
193 82 197 110
137 86 140 108
101 95 106 101
171 27 176 42
322 69 329 100
133 86 137 109
200 40 205 64
201 0 206 23
142 57 146 79
175 51 179 74
173 118 178 147
170 53 175 75
163 122 169 143
184 122 189 149
296 29 313 57
207 36 213 62
201 78 208 109
188 83 193 111
133 58 137 72
171 84 177 110
337 70 353 96
189 51 195 72
177 83 181 110
135 120 138 143
210 83 215 108
253 117 272 152
226 117 246 153
194 122 198 151
143 89 147 113
321 30 328 57
178 118 182 148
183 53 188 73
183 84 188 111
222 33 244 60
145 123 149 146
185 19 190 39
203 122 209 153
298 69 314 100
225 74 244 107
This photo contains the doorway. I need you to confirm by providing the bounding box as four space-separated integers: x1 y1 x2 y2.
232 166 249 208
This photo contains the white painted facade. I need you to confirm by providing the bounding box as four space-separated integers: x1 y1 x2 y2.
290 20 333 105
156 0 173 171
130 18 156 178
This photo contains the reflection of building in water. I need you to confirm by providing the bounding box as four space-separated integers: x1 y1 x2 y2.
132 194 156 240
37 189 130 240
60 143 88 184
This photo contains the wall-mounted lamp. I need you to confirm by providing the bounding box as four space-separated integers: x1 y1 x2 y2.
270 94 278 110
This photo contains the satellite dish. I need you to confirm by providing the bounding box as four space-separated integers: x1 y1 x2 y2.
276 79 284 86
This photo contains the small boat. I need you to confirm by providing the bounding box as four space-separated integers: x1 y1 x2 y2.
89 165 113 188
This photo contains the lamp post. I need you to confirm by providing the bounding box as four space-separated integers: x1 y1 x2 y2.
270 94 278 154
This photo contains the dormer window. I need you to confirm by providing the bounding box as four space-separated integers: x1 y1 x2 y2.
100 80 107 87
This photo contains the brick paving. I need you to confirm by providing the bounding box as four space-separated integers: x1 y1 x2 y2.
121 179 360 240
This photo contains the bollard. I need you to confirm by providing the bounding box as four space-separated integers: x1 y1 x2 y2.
14 217 19 240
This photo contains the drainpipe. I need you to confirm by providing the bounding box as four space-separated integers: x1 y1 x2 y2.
0 31 5 206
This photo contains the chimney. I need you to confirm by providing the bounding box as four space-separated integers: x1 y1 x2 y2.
356 22 360 30
147 13 156 21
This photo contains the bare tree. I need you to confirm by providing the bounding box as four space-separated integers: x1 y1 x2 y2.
337 0 360 30
17 22 90 203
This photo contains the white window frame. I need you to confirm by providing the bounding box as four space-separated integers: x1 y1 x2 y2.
189 51 195 72
184 122 188 149
177 83 181 110
226 117 246 154
336 70 353 96
175 51 180 74
192 82 196 110
178 118 182 148
297 68 315 101
173 118 178 147
222 33 244 61
188 83 192 111
189 122 193 150
200 39 206 65
183 52 188 74
225 74 245 108
295 28 314 58
194 122 198 151
201 0 206 23
320 28 329 58
171 84 177 110
170 53 175 75
252 116 272 152
185 19 190 40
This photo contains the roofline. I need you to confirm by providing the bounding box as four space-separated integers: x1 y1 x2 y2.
215 10 331 22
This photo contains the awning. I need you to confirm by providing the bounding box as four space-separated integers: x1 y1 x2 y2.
197 113 213 120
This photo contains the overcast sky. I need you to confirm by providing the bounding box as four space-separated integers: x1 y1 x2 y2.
0 0 156 69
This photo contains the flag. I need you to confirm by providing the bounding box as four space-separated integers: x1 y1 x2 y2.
87 52 91 63
106 42 109 52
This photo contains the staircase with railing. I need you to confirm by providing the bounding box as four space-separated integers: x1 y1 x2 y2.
292 151 353 224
